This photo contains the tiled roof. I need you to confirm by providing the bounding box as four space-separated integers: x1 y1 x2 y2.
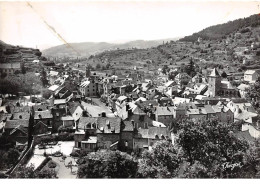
156 106 174 116
10 125 28 135
5 119 29 129
148 127 170 139
96 117 122 134
78 117 98 130
12 112 30 120
34 110 53 119
204 105 216 114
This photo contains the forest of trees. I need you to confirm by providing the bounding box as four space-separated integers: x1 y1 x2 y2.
180 14 260 42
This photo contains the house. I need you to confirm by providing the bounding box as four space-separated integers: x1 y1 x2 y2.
74 115 132 151
155 106 174 127
79 80 98 97
33 110 53 135
244 70 259 83
68 102 84 122
61 116 74 128
75 117 98 152
211 104 234 123
4 119 29 144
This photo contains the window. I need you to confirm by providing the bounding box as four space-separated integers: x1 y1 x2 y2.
78 142 81 148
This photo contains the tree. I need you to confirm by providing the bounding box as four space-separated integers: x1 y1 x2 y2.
221 71 227 78
246 76 260 113
176 118 259 178
96 63 101 70
10 164 57 178
77 150 138 178
40 68 48 87
86 66 91 77
42 89 52 99
186 58 196 77
21 64 26 74
137 140 183 178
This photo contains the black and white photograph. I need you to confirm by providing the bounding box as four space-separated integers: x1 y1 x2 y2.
0 0 260 179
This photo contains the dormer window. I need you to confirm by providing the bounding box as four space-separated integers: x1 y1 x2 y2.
155 135 159 139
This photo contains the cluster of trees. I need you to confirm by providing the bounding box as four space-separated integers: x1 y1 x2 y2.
180 14 260 42
0 148 20 171
0 72 42 95
77 118 260 178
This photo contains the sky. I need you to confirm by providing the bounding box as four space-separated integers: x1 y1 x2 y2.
0 0 259 50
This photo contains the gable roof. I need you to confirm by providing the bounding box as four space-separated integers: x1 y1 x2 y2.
10 125 28 135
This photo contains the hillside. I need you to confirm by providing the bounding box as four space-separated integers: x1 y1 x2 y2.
42 38 179 58
73 14 260 77
179 14 260 42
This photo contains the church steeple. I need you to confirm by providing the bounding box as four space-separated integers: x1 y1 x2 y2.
208 68 221 97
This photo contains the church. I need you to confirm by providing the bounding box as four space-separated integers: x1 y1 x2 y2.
208 68 240 98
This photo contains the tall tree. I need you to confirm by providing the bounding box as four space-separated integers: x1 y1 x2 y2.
77 150 138 178
40 68 48 87
186 57 196 77
137 140 183 178
176 118 259 178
